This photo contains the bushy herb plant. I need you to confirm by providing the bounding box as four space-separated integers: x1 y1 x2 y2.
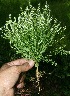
1 2 69 92
1 2 68 64
0 2 68 93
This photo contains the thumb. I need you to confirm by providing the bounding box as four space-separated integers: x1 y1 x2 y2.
18 60 34 73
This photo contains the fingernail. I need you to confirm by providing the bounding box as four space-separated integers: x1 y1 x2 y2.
28 60 35 67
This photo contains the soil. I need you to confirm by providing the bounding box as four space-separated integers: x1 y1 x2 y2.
15 73 65 96
15 62 69 96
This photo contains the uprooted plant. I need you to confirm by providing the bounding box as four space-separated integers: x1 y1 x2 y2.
1 1 69 94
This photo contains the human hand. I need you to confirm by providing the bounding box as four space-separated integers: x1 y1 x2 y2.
0 58 34 96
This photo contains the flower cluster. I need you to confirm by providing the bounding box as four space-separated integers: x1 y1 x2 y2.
1 2 68 67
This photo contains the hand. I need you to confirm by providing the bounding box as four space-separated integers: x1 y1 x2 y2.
0 58 34 96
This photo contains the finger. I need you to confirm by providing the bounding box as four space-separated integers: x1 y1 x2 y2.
19 73 26 83
0 65 21 89
0 58 31 72
17 82 24 89
18 60 34 73
0 64 10 72
15 73 26 88
7 58 29 66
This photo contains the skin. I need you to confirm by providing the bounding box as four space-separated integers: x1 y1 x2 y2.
0 58 34 96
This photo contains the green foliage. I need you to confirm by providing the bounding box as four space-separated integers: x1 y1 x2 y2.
1 2 69 66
